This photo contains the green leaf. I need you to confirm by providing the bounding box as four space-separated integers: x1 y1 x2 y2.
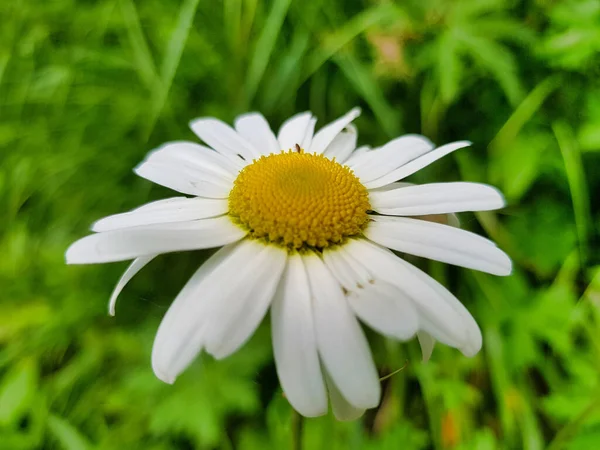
455 32 523 105
494 132 554 201
302 3 401 85
552 121 592 266
47 414 92 450
504 196 577 277
0 359 37 427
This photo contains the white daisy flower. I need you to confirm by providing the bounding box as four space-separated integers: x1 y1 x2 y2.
66 108 511 420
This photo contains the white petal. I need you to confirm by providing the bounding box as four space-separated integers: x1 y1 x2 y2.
304 253 381 409
135 143 238 198
343 239 469 350
189 117 259 161
142 141 242 177
411 262 481 357
347 281 419 341
277 112 315 151
135 162 232 198
323 246 419 340
309 108 361 155
343 145 372 166
364 141 472 189
108 255 156 316
203 240 287 359
66 217 246 264
234 112 279 156
134 141 241 197
271 254 327 417
324 370 365 421
349 135 434 184
92 197 228 232
369 182 505 216
346 239 481 355
365 216 512 275
151 243 241 383
302 118 317 150
367 181 414 192
322 245 372 291
417 331 436 362
322 124 357 163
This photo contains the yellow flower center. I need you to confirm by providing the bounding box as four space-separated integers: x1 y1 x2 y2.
228 149 371 249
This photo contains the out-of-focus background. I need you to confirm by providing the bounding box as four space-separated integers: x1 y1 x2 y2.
1 0 599 448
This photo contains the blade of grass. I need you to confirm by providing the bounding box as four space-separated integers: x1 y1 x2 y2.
437 32 462 105
489 75 561 152
334 52 401 137
408 343 443 450
262 28 311 112
308 70 328 121
224 0 242 52
482 318 519 443
118 0 160 91
420 75 447 140
47 414 92 450
145 0 201 138
552 121 592 267
244 0 292 106
0 54 9 90
240 0 259 49
546 392 600 450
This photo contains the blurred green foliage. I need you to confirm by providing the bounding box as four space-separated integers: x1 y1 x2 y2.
1 0 599 448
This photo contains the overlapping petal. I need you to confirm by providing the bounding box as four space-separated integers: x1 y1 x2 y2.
304 253 381 410
189 117 260 161
365 216 512 276
277 112 316 151
350 135 434 184
271 254 327 417
151 243 241 383
66 217 246 264
92 197 228 232
135 141 239 197
363 140 472 189
309 108 361 155
234 112 280 157
343 238 480 354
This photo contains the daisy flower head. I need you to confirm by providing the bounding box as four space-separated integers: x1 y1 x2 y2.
66 108 511 420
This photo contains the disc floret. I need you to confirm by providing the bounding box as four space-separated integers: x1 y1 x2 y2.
228 149 370 249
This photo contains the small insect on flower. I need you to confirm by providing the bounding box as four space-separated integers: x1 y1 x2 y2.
66 108 511 420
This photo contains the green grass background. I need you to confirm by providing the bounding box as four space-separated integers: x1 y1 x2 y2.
1 0 599 448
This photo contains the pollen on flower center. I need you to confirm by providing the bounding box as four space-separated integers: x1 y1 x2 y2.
228 149 371 249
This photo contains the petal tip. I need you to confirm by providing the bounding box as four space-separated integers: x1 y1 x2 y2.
188 117 203 128
496 253 513 276
65 243 83 265
108 299 117 316
153 368 176 385
460 344 481 358
294 404 328 419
